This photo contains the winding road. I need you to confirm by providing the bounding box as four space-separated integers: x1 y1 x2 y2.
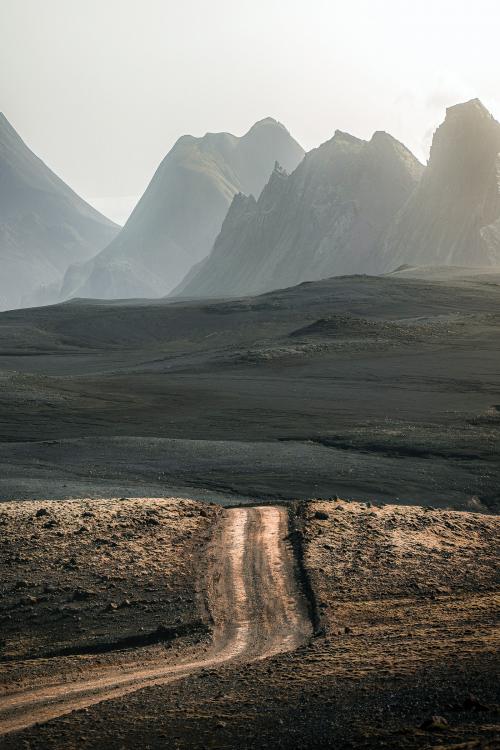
0 506 312 736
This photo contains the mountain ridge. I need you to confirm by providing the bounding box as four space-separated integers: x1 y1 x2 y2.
45 118 305 304
176 99 500 300
175 126 424 299
0 113 119 311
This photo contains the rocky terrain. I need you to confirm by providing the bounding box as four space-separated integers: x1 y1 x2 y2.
0 498 220 667
0 500 312 741
1 498 497 749
41 118 304 304
0 113 119 311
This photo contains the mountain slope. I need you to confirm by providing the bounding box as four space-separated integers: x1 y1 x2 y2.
175 130 423 298
0 113 119 310
377 99 500 270
56 118 305 302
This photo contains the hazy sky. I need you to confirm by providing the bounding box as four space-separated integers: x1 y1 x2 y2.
1 0 499 224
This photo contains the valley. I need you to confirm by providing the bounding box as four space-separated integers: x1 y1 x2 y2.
0 272 498 511
2 6 500 748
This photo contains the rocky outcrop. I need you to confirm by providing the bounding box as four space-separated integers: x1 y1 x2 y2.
175 130 423 298
378 99 500 270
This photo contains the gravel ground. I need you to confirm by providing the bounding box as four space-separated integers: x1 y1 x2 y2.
2 499 497 749
0 497 221 693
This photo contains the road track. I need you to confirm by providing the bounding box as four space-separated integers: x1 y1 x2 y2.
0 505 311 736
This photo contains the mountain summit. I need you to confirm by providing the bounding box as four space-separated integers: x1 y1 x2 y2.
54 119 305 302
175 128 423 298
0 113 119 310
377 99 500 270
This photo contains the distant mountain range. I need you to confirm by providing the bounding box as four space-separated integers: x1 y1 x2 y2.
174 130 423 298
5 99 500 311
177 99 500 299
39 118 305 305
0 113 119 311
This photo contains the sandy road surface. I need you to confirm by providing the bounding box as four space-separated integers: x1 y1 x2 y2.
0 506 311 736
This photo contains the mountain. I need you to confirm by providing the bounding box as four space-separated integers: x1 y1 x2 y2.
53 118 304 302
175 130 423 299
0 113 119 310
377 99 500 271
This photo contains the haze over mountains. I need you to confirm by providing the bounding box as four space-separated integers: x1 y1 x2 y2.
175 130 423 298
0 113 119 311
177 99 500 299
378 99 500 271
4 99 500 311
44 118 305 304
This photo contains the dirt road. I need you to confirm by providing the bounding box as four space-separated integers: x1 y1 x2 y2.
0 506 311 736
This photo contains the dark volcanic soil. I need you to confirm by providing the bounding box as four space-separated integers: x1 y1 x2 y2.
1 499 498 749
0 273 499 510
0 498 220 671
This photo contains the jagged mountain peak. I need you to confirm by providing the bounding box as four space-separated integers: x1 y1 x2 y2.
0 112 16 132
330 130 365 147
176 123 423 299
272 160 288 175
232 191 257 207
368 131 424 177
369 131 407 156
0 112 29 151
369 130 405 147
431 98 500 159
333 129 362 140
378 99 500 271
430 97 500 181
243 117 298 144
46 118 305 304
445 97 495 120
0 112 12 130
247 116 283 130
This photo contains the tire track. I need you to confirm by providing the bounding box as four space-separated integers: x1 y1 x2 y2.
0 506 311 736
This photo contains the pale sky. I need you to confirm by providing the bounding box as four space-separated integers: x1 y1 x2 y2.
1 0 499 224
